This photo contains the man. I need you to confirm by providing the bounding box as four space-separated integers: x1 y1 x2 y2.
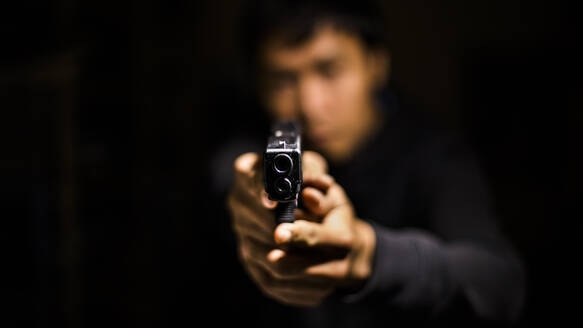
215 0 525 326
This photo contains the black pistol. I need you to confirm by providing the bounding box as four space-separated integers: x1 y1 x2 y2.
264 121 302 225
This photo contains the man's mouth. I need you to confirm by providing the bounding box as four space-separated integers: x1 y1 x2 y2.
307 130 332 146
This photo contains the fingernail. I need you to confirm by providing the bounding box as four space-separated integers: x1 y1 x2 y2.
267 249 285 263
276 228 292 243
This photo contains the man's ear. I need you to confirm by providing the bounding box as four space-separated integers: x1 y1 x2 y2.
367 49 390 90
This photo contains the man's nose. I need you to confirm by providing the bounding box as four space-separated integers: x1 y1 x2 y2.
297 76 327 120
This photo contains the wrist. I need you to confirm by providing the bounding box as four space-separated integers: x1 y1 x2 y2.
350 219 376 281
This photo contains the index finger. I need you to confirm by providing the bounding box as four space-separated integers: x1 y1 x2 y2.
233 152 260 187
302 151 328 179
234 152 270 200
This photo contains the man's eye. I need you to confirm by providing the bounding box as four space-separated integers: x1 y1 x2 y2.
318 64 341 79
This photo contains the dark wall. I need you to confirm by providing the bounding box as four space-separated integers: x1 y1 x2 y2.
2 0 580 327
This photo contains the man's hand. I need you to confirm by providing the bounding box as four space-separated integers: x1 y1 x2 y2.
227 151 376 307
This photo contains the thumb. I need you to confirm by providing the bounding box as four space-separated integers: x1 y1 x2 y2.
274 220 353 249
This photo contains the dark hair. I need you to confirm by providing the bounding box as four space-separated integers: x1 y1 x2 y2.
239 0 389 73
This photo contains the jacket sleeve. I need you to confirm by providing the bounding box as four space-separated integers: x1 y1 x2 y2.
340 136 526 325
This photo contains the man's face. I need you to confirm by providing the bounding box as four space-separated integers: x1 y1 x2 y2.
259 25 388 163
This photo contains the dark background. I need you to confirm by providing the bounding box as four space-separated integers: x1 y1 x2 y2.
2 0 580 327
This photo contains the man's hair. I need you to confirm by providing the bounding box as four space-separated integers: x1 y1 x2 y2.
240 0 389 72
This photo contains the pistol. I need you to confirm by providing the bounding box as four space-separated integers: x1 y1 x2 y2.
264 121 302 225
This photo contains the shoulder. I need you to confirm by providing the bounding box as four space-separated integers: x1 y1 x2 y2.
383 104 471 159
383 106 486 190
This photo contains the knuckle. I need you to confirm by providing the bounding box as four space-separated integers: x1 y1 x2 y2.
294 221 315 245
267 265 288 281
230 220 241 233
260 270 277 290
257 282 278 300
262 257 292 281
321 174 335 185
340 231 355 247
329 185 344 202
306 230 319 247
226 193 235 208
340 261 351 278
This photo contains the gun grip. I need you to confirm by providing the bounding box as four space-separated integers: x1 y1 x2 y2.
275 201 296 225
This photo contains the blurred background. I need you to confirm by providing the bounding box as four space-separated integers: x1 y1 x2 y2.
1 0 580 327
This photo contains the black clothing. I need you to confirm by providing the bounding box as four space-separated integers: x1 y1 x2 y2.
207 90 525 327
